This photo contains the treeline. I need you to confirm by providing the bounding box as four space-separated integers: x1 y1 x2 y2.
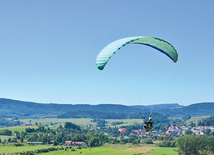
1 122 156 147
0 98 144 118
58 111 138 119
157 140 176 147
0 118 22 127
198 116 214 126
176 102 214 116
58 111 169 123
176 135 214 155
189 116 214 128
0 129 12 136
0 122 108 147
1 98 214 119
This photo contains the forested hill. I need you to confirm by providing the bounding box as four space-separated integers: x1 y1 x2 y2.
0 98 213 119
172 102 214 116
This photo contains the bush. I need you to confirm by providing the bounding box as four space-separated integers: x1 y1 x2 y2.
143 138 153 144
157 140 176 147
14 143 24 147
40 148 49 153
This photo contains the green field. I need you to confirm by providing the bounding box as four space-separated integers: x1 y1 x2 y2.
0 126 37 141
185 116 210 124
0 125 37 133
21 118 96 127
0 143 177 155
38 145 177 155
144 147 177 155
20 118 143 128
106 119 143 127
0 145 54 154
0 135 14 141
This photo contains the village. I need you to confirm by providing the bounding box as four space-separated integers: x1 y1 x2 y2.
62 125 214 147
117 125 214 139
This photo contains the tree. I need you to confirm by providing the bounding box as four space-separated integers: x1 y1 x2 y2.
176 135 199 155
88 137 102 147
28 133 39 142
143 138 153 144
204 129 212 136
64 122 80 131
176 136 214 155
185 129 193 135
7 137 11 143
42 133 50 144
0 129 12 136
14 131 21 139
96 119 107 128
206 136 214 154
20 137 24 143
158 140 176 147
120 137 127 144
72 134 86 141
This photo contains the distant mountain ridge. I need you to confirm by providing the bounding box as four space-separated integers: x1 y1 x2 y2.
0 98 213 118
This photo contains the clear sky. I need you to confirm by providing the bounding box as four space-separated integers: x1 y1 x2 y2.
0 0 214 105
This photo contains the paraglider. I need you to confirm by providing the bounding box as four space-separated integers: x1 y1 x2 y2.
96 36 178 70
96 36 178 132
143 115 154 132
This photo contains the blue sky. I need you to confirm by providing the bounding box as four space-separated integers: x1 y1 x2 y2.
0 0 214 105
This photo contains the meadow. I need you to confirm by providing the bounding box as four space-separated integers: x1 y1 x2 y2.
185 116 209 124
20 118 143 127
0 143 177 155
39 145 177 155
0 125 37 133
21 118 96 127
0 145 54 154
0 125 38 142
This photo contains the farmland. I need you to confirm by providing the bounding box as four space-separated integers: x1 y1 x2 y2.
0 116 213 154
0 144 177 155
20 118 143 129
0 145 56 154
0 126 37 133
39 145 177 155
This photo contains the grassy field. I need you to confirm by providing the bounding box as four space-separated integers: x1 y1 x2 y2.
0 135 14 141
0 145 54 154
185 116 210 124
0 125 37 133
106 119 142 128
20 118 143 128
0 144 177 155
38 144 177 155
0 126 37 142
144 147 177 155
21 118 96 127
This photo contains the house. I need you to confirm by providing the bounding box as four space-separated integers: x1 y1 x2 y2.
65 140 87 147
72 141 87 147
132 130 140 134
65 140 72 145
118 128 126 133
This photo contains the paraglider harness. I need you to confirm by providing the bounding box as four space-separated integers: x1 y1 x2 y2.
143 114 154 132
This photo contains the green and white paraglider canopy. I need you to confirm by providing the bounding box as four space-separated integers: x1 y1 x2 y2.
96 36 178 70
